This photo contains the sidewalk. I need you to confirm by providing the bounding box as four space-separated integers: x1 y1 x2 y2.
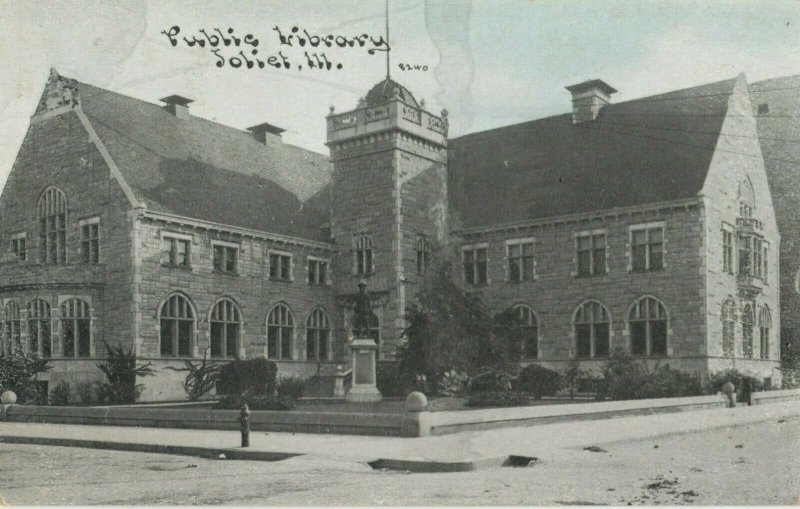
2 401 798 472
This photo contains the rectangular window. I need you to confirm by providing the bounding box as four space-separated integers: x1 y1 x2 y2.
212 242 239 274
416 235 430 274
576 232 606 276
161 234 191 268
269 252 292 281
10 234 26 261
507 239 535 282
462 245 488 285
738 236 751 275
753 237 763 279
763 244 769 281
630 224 664 272
722 228 734 273
308 258 329 285
80 218 100 263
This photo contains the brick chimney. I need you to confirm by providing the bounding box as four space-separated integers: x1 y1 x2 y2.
160 95 193 119
247 122 286 144
565 80 617 124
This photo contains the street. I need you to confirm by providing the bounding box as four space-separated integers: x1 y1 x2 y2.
1 415 797 505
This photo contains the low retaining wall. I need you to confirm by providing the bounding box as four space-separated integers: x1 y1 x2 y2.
4 405 403 437
751 388 800 405
405 394 730 436
6 390 791 437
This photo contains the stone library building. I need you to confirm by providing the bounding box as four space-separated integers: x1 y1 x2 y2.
0 69 790 400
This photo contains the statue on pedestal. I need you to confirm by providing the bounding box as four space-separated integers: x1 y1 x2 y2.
346 279 382 402
352 279 373 339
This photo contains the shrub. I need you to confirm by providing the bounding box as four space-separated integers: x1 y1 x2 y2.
49 381 71 406
780 343 800 388
516 364 561 399
276 376 306 400
215 393 294 411
601 351 703 400
95 341 156 404
216 357 278 396
437 368 469 397
165 349 220 401
75 382 98 405
376 361 414 397
562 358 590 399
469 366 514 393
0 350 50 403
466 391 530 408
706 369 764 403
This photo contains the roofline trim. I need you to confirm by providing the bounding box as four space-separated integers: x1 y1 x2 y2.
454 197 703 237
140 209 335 251
73 106 143 210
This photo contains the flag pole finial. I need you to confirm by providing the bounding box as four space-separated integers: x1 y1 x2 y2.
385 0 391 79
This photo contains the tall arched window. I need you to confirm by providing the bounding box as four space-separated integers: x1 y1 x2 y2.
759 306 771 360
574 300 610 358
416 235 430 274
267 303 294 360
355 235 374 275
721 298 736 357
513 305 539 359
38 187 67 264
306 308 331 361
742 304 754 359
628 296 668 357
60 298 91 358
160 294 194 357
209 298 241 359
738 178 756 218
3 301 21 356
27 299 52 358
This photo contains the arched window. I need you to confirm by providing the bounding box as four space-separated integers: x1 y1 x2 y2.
159 294 194 357
721 298 736 357
38 187 67 264
60 298 91 358
628 296 668 357
209 298 241 359
3 301 21 356
574 300 610 358
267 303 294 360
355 235 374 275
513 305 539 359
759 306 771 360
738 178 756 218
306 308 331 361
741 303 754 359
416 235 430 274
27 299 52 358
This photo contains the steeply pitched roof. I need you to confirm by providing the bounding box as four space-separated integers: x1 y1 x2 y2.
448 77 738 229
66 76 332 242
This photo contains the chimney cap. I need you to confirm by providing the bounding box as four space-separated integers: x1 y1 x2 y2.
565 80 617 96
159 95 194 106
247 122 286 136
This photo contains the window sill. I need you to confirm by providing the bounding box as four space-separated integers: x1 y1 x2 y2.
269 277 293 283
212 269 239 277
574 273 607 279
161 263 192 271
629 267 665 274
508 278 537 285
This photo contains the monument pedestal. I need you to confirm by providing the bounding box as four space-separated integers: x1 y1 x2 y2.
346 337 382 403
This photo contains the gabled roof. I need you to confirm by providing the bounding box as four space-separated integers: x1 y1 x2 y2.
448 77 738 229
57 74 332 242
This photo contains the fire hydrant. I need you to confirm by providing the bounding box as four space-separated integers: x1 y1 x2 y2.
240 403 250 448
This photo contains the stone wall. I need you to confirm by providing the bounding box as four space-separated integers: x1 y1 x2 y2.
0 109 135 389
457 204 707 374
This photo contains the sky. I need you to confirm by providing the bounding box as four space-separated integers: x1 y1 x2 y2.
0 0 799 191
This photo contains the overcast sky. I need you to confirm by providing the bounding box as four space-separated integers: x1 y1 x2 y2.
0 0 799 191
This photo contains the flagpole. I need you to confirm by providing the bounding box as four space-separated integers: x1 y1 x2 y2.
385 0 391 79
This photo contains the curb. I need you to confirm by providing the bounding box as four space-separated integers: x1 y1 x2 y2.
0 435 507 473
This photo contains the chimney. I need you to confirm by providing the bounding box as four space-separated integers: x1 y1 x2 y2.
160 95 193 120
565 80 617 124
247 122 286 144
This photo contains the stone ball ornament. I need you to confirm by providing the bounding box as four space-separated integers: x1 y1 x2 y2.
721 381 735 395
1 390 17 405
405 391 428 412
